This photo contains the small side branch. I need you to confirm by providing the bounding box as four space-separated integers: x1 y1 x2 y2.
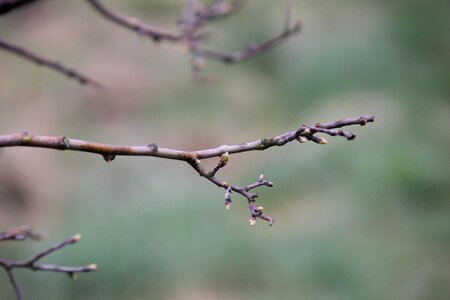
0 226 43 241
0 229 96 300
193 20 302 64
0 0 39 15
0 39 102 87
86 0 181 42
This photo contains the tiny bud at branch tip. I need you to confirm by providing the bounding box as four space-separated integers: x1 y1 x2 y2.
86 264 97 271
297 136 307 143
319 138 328 145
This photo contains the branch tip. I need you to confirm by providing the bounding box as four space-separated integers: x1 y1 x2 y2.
86 263 97 271
71 234 82 242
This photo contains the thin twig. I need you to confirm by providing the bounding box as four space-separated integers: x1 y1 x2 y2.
0 115 374 160
0 226 43 241
0 0 39 15
193 20 301 64
86 0 181 42
283 0 292 31
1 0 301 82
5 268 23 300
86 0 301 78
0 39 102 87
0 115 374 225
0 231 96 300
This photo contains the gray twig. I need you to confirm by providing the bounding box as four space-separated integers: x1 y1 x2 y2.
0 230 96 300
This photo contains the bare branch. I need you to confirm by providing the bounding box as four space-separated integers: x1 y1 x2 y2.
0 115 374 160
86 0 181 42
0 226 43 242
0 230 96 300
5 268 23 300
0 115 374 225
1 0 301 83
193 20 301 64
86 0 301 78
196 0 243 22
0 0 39 15
0 39 102 87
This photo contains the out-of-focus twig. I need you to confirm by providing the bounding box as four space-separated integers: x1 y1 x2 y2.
0 229 96 300
86 0 181 42
0 226 43 241
87 0 301 80
0 0 39 15
0 0 301 83
0 39 103 87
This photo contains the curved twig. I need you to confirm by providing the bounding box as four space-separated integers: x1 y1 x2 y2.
0 0 40 15
193 20 302 64
86 0 181 42
0 39 102 87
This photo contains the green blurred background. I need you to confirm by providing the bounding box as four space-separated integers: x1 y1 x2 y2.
0 0 449 299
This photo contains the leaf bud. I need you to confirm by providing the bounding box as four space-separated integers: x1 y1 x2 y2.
296 136 307 143
318 137 328 145
220 152 230 165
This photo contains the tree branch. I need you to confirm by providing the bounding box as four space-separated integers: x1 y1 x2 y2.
193 19 302 64
86 0 301 80
0 0 40 15
0 39 102 87
0 0 301 83
86 0 181 43
0 226 43 242
0 229 96 300
0 115 374 225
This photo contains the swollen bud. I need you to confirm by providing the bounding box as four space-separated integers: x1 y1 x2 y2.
220 152 230 165
255 206 264 213
258 174 264 182
318 137 328 145
72 234 82 242
302 128 311 135
296 136 307 143
225 202 231 210
103 154 115 163
86 264 97 271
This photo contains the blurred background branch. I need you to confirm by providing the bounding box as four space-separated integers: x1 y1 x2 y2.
0 228 96 300
0 0 39 15
0 0 300 85
0 39 103 87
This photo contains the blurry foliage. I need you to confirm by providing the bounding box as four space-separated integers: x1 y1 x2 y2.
0 0 449 299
